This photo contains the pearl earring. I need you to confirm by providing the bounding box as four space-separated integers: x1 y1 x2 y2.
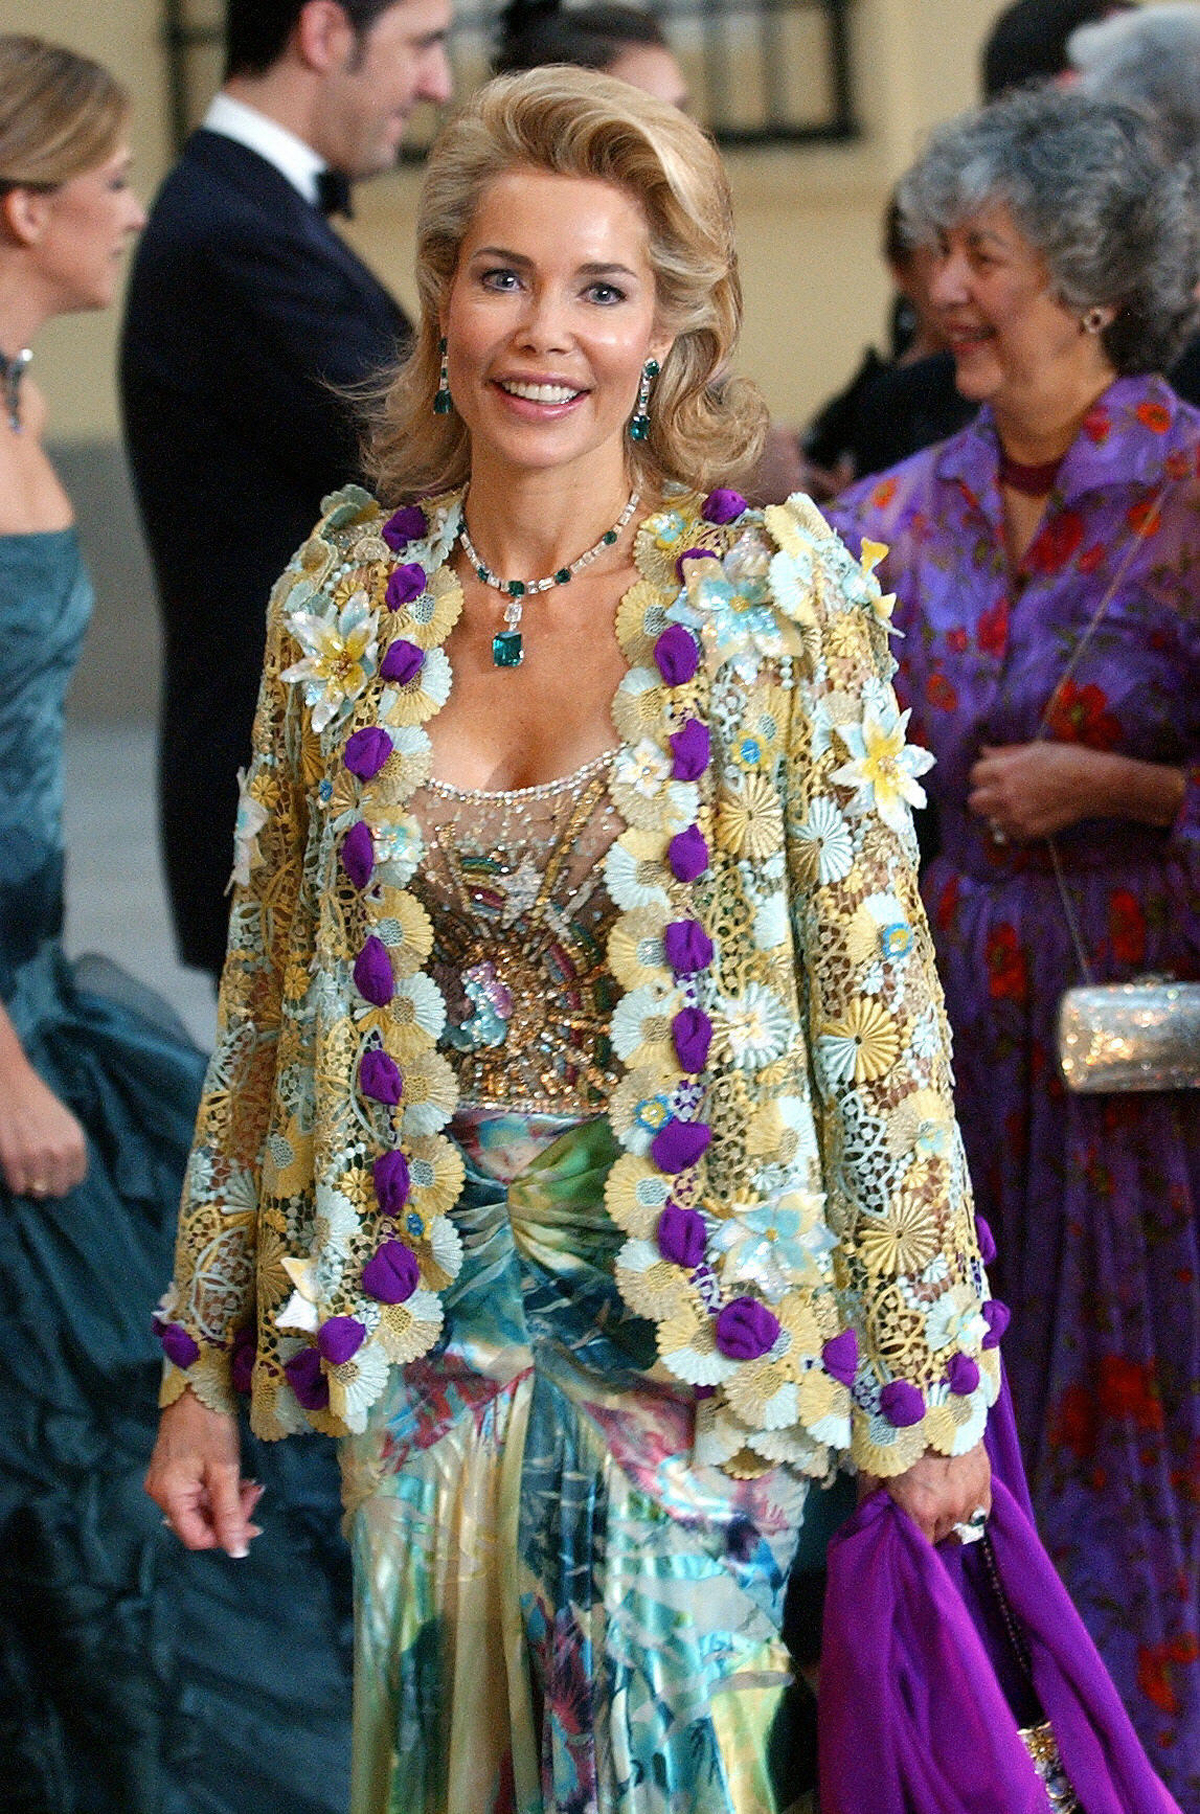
1082 307 1107 335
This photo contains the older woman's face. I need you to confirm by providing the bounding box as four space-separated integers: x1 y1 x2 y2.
444 166 668 484
27 141 145 314
928 202 1113 415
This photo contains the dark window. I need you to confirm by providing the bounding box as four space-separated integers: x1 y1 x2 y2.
161 0 857 156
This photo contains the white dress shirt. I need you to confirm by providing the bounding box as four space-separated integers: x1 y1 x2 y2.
202 93 328 207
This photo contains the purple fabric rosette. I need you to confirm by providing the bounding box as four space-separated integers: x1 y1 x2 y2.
160 1322 200 1370
671 1006 712 1074
354 935 395 1006
359 1047 403 1105
668 825 709 882
822 1329 859 1389
362 1239 420 1304
675 545 715 584
981 1300 1010 1349
381 504 427 551
344 726 393 780
669 718 710 781
380 638 426 685
975 1214 997 1265
657 1201 707 1269
341 820 374 890
284 1346 329 1411
384 562 427 609
373 1148 411 1214
946 1352 981 1396
231 1326 256 1395
701 488 747 525
317 1316 365 1365
663 918 714 978
716 1297 780 1361
653 624 699 687
650 1119 711 1174
879 1379 926 1428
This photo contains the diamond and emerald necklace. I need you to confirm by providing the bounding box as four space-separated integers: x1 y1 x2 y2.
459 486 641 668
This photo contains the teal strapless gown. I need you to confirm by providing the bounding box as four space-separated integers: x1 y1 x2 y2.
0 531 352 1812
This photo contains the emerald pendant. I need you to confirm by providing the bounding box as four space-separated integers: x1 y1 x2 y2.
492 631 524 668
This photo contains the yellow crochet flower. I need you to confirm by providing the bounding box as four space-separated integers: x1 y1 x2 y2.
858 1193 940 1276
716 772 784 860
819 997 901 1086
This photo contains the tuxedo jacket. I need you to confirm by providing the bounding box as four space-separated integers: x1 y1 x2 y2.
120 130 411 976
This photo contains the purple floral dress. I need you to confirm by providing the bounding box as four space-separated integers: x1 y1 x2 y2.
830 373 1200 1811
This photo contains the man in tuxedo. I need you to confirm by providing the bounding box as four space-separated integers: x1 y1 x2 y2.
121 0 452 980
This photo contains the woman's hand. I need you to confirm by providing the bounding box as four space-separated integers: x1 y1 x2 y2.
860 1442 992 1546
145 1390 263 1558
968 742 1186 843
0 1052 88 1200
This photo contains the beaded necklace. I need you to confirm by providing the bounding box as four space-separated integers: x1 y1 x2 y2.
459 488 640 667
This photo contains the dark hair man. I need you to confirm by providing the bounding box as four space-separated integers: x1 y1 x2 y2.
121 1 452 981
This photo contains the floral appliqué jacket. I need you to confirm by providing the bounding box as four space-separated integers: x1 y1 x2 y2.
158 484 999 1480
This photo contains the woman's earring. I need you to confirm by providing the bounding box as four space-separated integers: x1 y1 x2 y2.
1082 307 1108 335
630 358 659 441
434 336 453 415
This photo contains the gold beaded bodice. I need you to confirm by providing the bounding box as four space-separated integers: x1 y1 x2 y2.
409 751 625 1114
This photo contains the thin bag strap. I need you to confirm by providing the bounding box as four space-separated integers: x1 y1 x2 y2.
1033 485 1167 985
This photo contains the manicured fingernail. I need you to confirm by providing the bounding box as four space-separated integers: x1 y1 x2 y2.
229 1543 249 1559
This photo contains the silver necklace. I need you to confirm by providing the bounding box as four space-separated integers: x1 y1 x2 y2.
459 487 640 668
0 347 32 433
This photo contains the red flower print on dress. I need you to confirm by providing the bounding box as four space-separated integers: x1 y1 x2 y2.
1097 1354 1165 1432
1026 509 1085 574
1046 679 1123 751
871 477 897 509
926 672 958 713
1137 1635 1200 1717
977 598 1008 657
1082 404 1111 444
936 874 960 933
1109 889 1147 966
1136 401 1171 434
1050 1384 1098 1461
1077 543 1105 575
986 923 1028 1003
1166 448 1191 481
1128 495 1163 538
946 626 968 655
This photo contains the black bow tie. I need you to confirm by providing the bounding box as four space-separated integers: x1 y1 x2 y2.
316 169 354 220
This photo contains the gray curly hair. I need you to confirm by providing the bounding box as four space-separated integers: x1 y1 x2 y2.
1070 4 1200 177
898 85 1199 376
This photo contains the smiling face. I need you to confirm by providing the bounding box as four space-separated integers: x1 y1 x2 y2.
929 202 1115 420
443 166 670 488
26 141 146 315
317 0 453 179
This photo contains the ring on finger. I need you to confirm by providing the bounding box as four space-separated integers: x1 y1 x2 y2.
951 1506 988 1545
988 820 1007 847
27 1179 49 1198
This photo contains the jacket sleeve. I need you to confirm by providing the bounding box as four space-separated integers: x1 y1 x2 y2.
158 552 312 1414
771 497 998 1477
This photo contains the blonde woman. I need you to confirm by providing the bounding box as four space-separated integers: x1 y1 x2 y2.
148 69 999 1813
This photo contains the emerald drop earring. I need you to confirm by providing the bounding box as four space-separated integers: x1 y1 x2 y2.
630 358 659 441
434 337 453 415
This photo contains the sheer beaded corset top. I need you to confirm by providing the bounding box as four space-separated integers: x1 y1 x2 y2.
409 751 624 1115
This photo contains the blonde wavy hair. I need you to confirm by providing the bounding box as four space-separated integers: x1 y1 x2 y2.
367 66 767 504
0 36 129 189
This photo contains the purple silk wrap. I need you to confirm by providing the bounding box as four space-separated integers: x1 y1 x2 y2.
819 1380 1180 1814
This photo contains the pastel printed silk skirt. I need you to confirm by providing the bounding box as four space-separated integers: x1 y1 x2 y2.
339 1113 815 1814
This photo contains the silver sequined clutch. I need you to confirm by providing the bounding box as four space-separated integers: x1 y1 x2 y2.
1057 979 1200 1093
